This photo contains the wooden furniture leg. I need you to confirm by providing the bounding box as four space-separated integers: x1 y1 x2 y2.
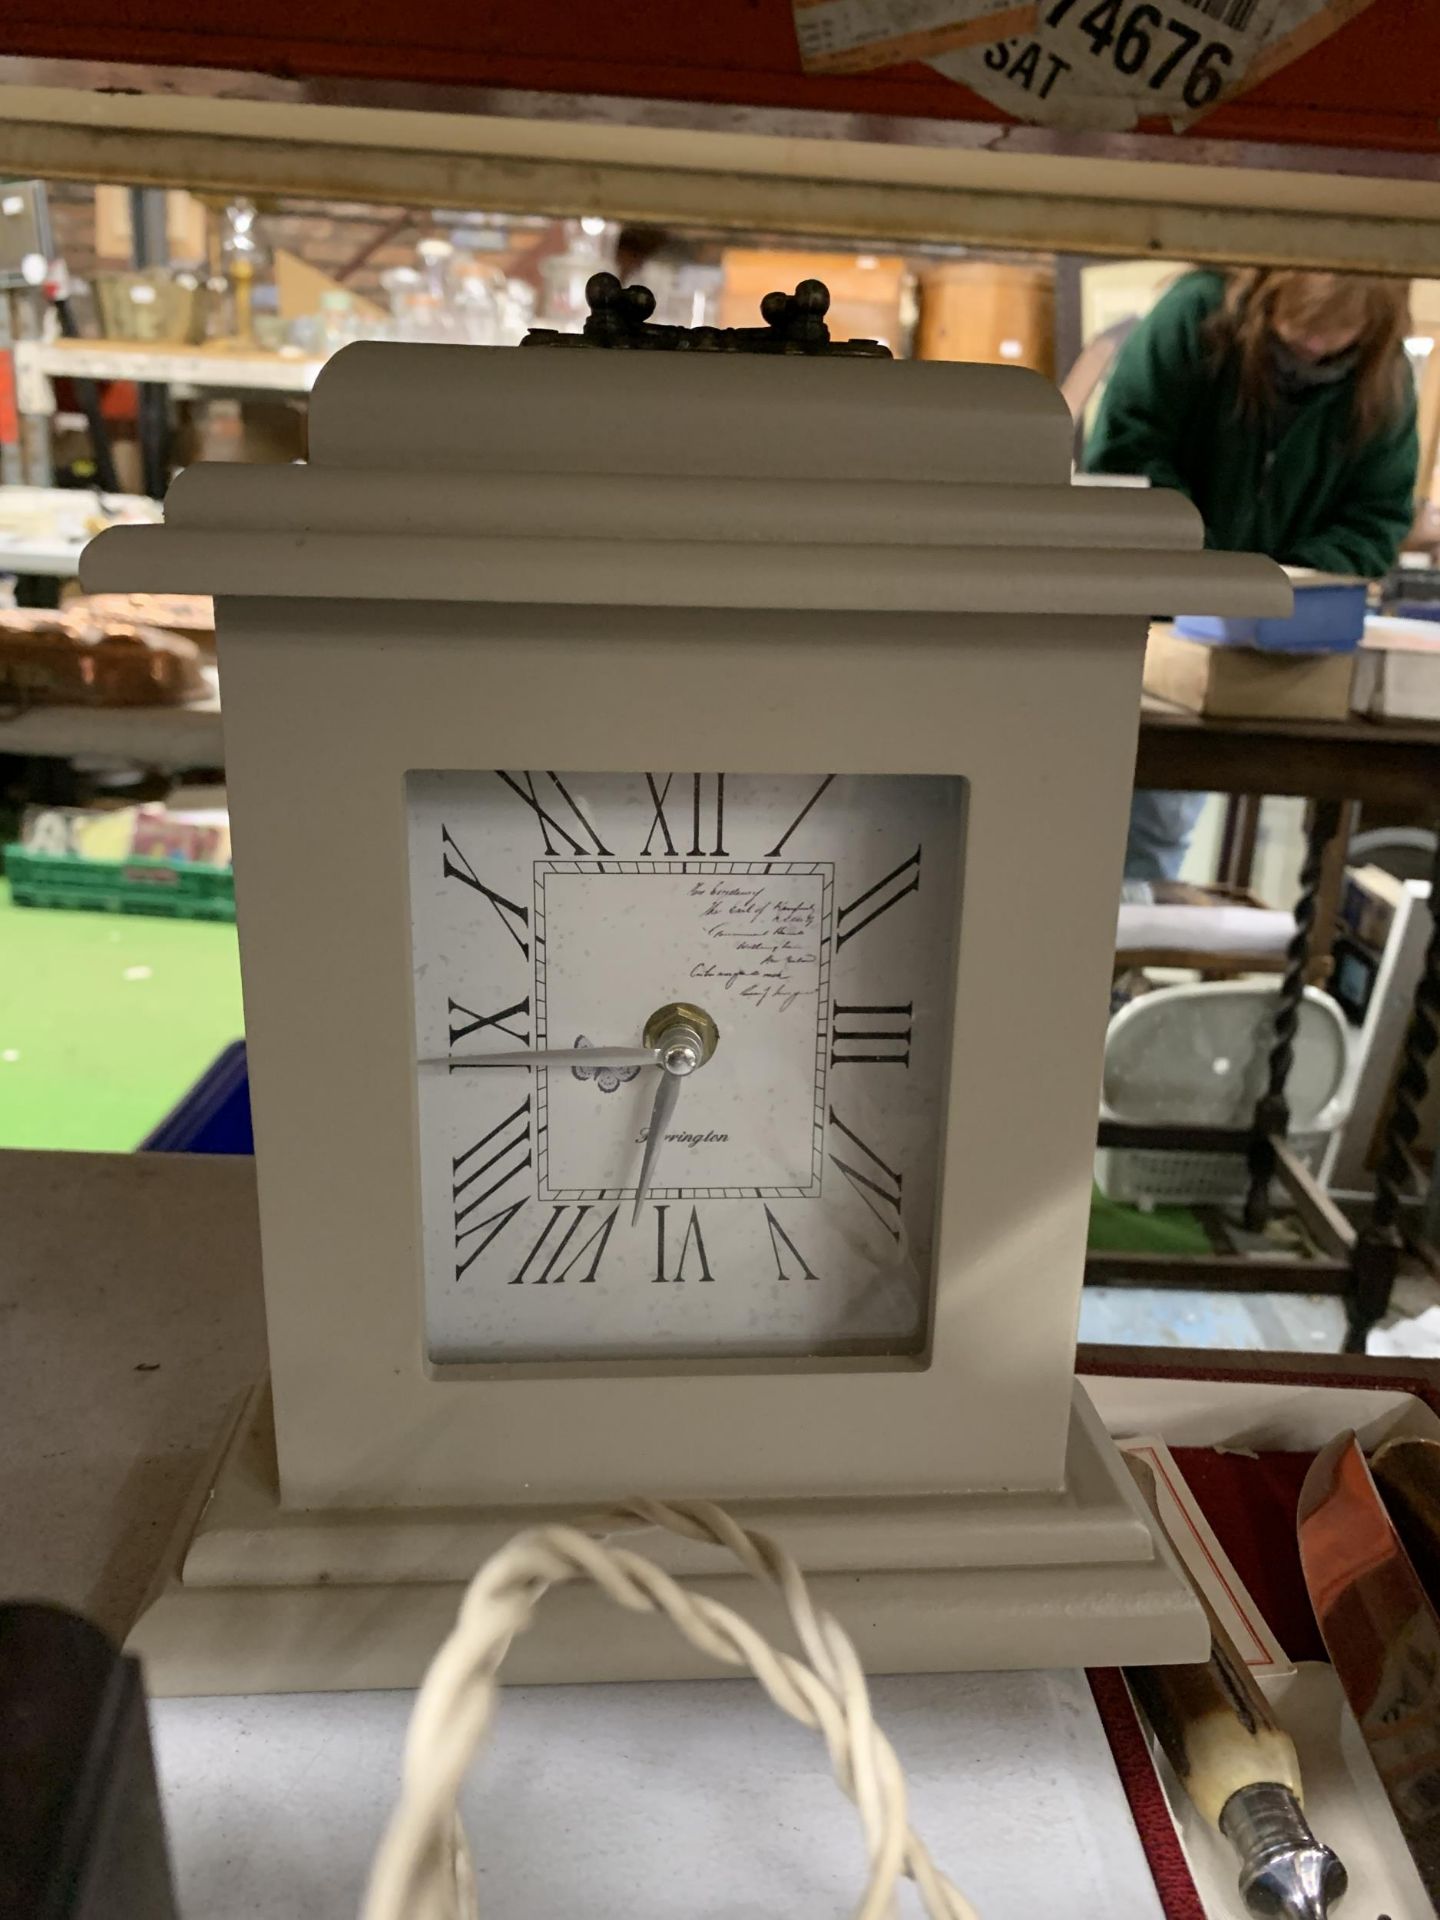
1346 827 1440 1351
1244 799 1342 1231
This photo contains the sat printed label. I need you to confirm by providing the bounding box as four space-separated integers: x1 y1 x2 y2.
928 0 1379 130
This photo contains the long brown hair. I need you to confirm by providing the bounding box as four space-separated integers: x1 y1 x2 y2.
1207 268 1411 443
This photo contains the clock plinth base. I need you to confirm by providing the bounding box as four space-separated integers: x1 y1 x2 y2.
126 1379 1205 1695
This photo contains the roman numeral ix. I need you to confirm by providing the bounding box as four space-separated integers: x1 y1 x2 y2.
448 994 531 1053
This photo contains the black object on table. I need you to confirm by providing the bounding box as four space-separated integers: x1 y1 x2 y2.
0 1603 178 1920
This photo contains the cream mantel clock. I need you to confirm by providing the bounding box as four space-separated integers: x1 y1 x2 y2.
84 290 1286 1696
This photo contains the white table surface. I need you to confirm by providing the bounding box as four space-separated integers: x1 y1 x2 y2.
4 1150 1169 1917
151 1670 1165 1920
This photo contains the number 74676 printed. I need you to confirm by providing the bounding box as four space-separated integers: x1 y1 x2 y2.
930 0 1289 129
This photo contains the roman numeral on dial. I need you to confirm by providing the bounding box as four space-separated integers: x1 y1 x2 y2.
827 1107 903 1244
448 994 531 1052
442 824 530 959
509 1205 619 1285
764 775 834 858
830 1002 912 1068
453 1096 533 1278
497 771 612 856
764 1206 818 1282
653 1204 716 1282
642 774 727 857
836 847 921 950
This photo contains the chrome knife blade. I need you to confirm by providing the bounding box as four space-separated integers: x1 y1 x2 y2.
1298 1429 1440 1909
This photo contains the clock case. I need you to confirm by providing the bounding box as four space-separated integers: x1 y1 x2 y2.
84 342 1287 1694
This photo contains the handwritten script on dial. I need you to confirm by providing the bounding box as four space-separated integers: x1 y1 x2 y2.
687 879 820 1012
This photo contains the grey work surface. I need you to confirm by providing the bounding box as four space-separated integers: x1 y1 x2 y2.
151 1670 1165 1919
0 1150 266 1635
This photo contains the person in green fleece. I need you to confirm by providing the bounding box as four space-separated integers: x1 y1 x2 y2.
1086 267 1418 881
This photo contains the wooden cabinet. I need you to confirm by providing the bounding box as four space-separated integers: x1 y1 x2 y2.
916 261 1054 375
718 249 909 355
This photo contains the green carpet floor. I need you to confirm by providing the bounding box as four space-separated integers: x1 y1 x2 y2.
1087 1183 1212 1254
0 881 244 1151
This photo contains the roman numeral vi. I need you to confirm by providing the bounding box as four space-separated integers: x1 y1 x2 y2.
653 1205 716 1282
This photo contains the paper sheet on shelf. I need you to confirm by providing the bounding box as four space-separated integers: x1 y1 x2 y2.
150 1669 1164 1919
928 0 1380 132
1116 901 1293 961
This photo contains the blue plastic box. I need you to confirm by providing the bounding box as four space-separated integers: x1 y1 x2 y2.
1176 578 1366 653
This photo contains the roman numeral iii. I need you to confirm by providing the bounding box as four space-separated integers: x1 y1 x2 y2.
830 1002 913 1068
836 847 921 949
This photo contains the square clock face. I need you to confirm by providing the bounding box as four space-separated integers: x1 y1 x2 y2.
407 772 963 1363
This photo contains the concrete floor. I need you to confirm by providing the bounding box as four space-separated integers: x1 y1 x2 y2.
1079 1272 1440 1352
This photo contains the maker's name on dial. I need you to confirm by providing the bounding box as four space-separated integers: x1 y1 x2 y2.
635 1126 730 1149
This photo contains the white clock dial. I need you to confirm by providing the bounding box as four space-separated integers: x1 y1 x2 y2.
407 771 962 1363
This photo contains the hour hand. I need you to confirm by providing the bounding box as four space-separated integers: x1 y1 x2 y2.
425 1045 661 1072
632 1071 681 1226
629 1004 719 1225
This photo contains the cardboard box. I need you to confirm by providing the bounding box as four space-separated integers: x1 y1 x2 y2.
1340 863 1405 950
1352 614 1440 721
915 260 1054 375
1143 622 1355 720
718 248 909 355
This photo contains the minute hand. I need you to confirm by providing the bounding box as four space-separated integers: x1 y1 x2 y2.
424 1046 661 1071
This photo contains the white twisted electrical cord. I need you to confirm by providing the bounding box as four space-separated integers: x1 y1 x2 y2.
361 1496 981 1920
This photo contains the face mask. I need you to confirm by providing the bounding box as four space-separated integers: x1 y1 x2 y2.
1267 333 1360 398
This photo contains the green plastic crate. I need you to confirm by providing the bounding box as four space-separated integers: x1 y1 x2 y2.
3 845 236 921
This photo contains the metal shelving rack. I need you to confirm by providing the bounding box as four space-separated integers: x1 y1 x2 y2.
10 337 328 490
